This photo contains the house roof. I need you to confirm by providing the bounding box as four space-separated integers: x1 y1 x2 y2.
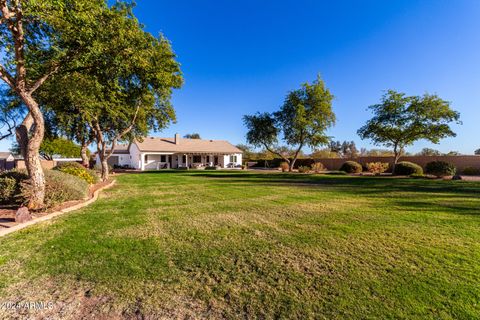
0 152 13 159
111 144 130 154
133 137 243 154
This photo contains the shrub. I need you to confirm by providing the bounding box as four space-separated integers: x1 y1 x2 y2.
462 167 480 176
425 161 456 177
311 162 326 173
340 161 362 173
0 170 29 204
394 161 423 175
279 162 289 172
366 162 389 175
298 166 311 173
55 162 99 184
205 166 218 170
20 170 89 208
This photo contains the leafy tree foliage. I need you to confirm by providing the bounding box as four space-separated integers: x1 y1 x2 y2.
244 76 335 171
0 0 109 208
37 2 182 180
329 140 358 158
39 137 84 160
416 148 442 156
358 90 461 171
184 133 201 139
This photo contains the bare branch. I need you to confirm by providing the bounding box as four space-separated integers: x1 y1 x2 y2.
0 112 16 140
0 63 14 88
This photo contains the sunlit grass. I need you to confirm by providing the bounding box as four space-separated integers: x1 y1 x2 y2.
0 171 479 318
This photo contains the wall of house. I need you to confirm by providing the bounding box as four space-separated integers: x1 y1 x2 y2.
129 143 141 169
222 153 242 168
143 154 173 170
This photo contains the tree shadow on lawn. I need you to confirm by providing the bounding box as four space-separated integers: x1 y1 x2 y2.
180 172 480 215
187 172 480 196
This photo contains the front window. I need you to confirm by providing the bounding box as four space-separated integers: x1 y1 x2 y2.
193 155 202 163
230 155 237 163
161 155 166 162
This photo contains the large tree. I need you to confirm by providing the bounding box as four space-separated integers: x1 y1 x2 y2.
0 0 107 208
244 76 335 171
39 3 182 180
358 90 461 171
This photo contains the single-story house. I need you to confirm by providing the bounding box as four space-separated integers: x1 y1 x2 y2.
97 134 243 170
0 152 15 171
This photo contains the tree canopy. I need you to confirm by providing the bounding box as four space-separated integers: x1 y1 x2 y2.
184 133 201 139
358 90 461 167
36 2 182 180
244 75 335 170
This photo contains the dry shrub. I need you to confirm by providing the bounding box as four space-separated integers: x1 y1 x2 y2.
366 162 389 175
311 162 326 173
279 162 289 172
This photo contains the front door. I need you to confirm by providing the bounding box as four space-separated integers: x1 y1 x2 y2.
214 156 218 165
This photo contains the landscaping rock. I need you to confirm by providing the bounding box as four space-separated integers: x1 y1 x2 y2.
452 175 462 180
15 207 32 223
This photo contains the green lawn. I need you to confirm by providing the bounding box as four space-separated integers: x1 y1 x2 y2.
1 171 480 319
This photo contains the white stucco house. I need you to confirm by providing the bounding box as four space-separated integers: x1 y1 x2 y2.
0 152 15 171
96 134 243 170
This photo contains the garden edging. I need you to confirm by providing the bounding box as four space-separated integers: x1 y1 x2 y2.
0 179 116 238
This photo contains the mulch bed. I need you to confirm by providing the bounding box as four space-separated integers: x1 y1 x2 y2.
0 179 113 229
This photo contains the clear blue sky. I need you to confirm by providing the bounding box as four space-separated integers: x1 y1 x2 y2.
1 0 479 154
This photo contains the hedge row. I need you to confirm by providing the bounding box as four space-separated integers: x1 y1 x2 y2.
253 158 463 177
252 158 316 169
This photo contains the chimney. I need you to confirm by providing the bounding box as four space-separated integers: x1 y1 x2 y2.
175 133 180 145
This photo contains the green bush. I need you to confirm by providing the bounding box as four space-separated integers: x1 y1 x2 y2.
298 166 311 173
462 167 480 176
54 162 99 184
394 161 423 175
339 161 362 173
20 170 89 208
205 166 219 170
425 161 456 177
0 170 29 204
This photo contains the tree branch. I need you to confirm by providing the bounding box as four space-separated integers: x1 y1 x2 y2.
0 64 15 88
262 142 290 164
105 101 141 160
28 63 61 94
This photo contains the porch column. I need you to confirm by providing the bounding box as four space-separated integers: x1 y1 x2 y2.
140 153 145 171
184 154 188 168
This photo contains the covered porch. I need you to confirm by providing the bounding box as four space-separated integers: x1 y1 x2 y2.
140 152 235 170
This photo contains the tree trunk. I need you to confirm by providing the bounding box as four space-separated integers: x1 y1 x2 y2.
81 142 89 167
289 159 296 172
100 156 109 181
289 143 304 172
19 95 46 210
392 144 402 174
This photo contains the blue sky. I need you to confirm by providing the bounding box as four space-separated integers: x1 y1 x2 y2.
1 0 479 154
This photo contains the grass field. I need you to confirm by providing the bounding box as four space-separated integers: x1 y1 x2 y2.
0 171 479 319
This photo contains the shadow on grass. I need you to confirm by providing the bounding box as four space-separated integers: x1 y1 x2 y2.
186 172 480 195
